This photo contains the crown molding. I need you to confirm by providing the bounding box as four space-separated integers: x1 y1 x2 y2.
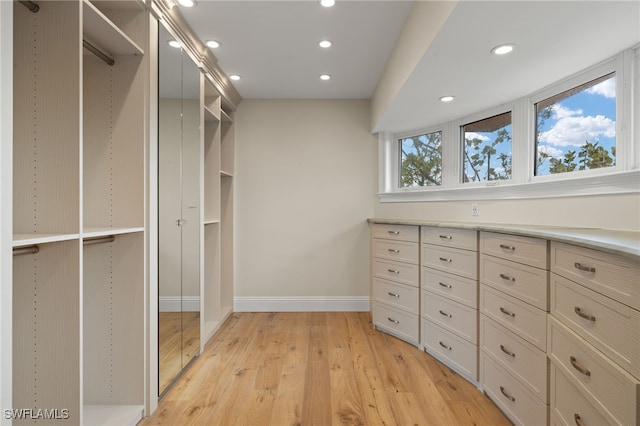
152 0 242 110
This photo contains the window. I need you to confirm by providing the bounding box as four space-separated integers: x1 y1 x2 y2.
379 48 638 202
399 131 442 187
462 112 512 182
535 73 616 176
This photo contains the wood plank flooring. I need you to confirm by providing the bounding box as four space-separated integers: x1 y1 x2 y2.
142 312 511 426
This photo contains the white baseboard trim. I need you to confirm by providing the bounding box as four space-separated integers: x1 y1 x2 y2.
234 296 370 312
159 296 200 312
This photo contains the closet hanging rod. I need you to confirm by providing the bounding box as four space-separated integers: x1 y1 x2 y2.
83 40 115 66
13 245 40 256
19 1 39 13
83 235 115 246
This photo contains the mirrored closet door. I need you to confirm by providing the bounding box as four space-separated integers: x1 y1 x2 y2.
158 23 201 396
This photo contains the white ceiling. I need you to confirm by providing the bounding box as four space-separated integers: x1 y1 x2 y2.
173 0 640 133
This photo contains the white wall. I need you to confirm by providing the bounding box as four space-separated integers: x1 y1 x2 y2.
375 194 640 231
235 99 376 310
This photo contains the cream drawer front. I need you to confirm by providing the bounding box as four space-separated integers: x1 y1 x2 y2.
372 302 419 344
373 239 419 265
548 316 639 426
422 290 477 344
481 354 548 426
421 268 478 309
480 254 549 310
422 245 477 280
551 241 640 311
372 258 419 287
480 286 547 351
551 273 640 379
422 319 478 382
480 316 548 403
550 364 611 426
372 278 419 314
421 227 477 251
480 232 548 269
371 223 419 242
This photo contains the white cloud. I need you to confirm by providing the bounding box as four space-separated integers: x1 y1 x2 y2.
586 77 616 99
537 145 564 158
552 104 582 119
464 132 490 142
538 114 615 147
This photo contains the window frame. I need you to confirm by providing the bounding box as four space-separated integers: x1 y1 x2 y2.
379 47 639 202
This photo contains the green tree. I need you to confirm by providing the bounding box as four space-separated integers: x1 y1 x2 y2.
400 133 442 187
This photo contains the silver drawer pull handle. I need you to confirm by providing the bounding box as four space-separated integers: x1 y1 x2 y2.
438 282 452 289
439 257 452 263
387 292 400 298
574 262 596 273
439 341 452 350
388 230 400 235
387 248 400 253
500 344 516 358
574 307 596 322
570 356 591 376
500 307 515 317
439 235 452 240
574 414 585 426
499 244 516 251
387 269 400 274
387 317 399 324
499 386 515 402
439 310 452 318
499 273 516 282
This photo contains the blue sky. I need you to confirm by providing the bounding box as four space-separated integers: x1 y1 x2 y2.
536 76 616 174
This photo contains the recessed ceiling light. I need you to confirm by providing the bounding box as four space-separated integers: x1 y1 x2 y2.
491 43 514 55
439 95 455 102
229 74 241 81
206 40 220 49
320 0 335 7
178 0 195 7
320 74 331 81
318 40 332 48
168 40 181 48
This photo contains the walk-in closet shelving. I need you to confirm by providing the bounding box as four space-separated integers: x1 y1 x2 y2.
201 75 222 343
12 0 149 424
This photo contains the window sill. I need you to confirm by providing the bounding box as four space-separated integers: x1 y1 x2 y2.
378 170 640 202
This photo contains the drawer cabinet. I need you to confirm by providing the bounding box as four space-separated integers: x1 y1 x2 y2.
480 316 548 402
480 232 548 269
422 290 477 343
372 302 419 343
421 268 477 309
550 273 640 379
480 286 547 351
480 254 548 310
371 224 420 345
550 364 610 426
479 231 550 425
481 354 549 426
421 227 478 382
422 319 477 382
372 277 419 314
551 241 640 311
548 316 639 426
421 227 477 251
422 245 478 280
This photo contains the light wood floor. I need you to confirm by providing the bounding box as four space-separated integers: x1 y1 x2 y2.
159 311 201 395
143 312 511 426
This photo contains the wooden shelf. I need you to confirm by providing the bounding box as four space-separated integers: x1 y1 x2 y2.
83 227 144 238
13 233 80 246
204 219 221 225
83 0 144 56
204 105 220 122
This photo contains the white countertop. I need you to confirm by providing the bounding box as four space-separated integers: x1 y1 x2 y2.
368 218 640 259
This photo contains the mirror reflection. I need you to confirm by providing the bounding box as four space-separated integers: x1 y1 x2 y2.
158 24 201 396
